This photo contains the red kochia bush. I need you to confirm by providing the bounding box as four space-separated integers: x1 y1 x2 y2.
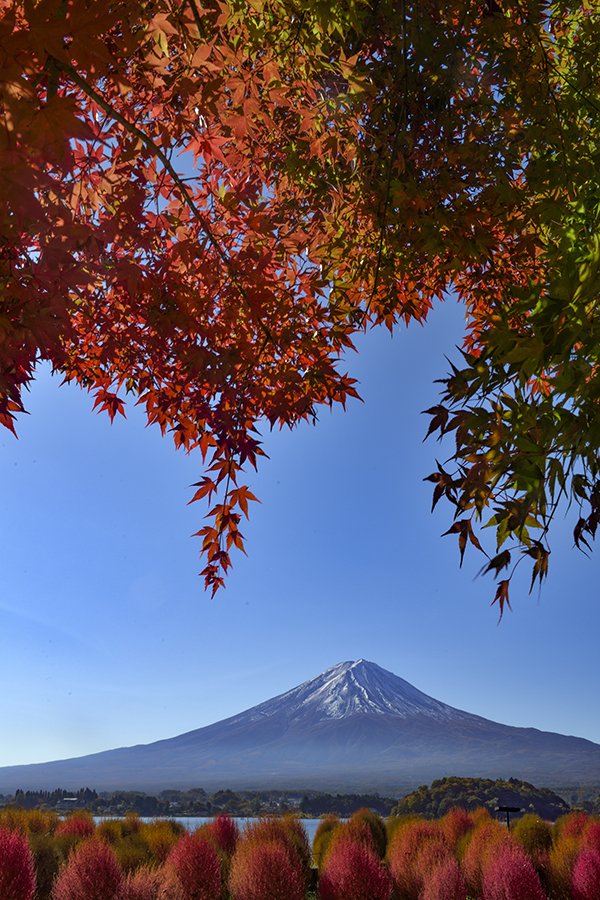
582 821 600 853
0 827 36 900
242 816 310 876
387 819 449 899
348 809 387 858
319 836 392 900
461 819 510 898
55 815 95 839
440 808 474 849
229 838 305 900
420 857 467 900
51 839 123 900
163 833 221 900
572 848 600 900
204 814 239 857
481 841 546 900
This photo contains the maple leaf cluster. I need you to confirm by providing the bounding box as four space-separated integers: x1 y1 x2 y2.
1 0 598 607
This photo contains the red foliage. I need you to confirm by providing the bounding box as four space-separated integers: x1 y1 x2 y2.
440 808 474 849
461 819 510 898
55 815 96 839
229 838 305 900
203 814 239 857
242 816 310 875
555 812 590 841
387 819 450 899
0 827 36 900
51 838 123 900
582 820 600 853
324 820 376 867
1 0 581 601
348 809 387 858
319 836 392 900
119 866 166 900
572 848 600 900
420 857 467 900
163 833 221 900
481 841 546 900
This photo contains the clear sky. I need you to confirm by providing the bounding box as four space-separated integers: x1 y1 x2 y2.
1 297 599 773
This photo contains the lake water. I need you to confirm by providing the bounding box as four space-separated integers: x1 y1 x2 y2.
96 816 325 844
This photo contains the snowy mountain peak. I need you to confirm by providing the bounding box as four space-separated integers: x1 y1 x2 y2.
244 659 471 725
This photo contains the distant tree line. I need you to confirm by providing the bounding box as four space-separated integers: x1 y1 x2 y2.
10 788 98 809
0 787 396 817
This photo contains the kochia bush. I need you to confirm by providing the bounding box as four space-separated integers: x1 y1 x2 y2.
348 808 387 858
387 819 449 899
163 833 221 900
203 814 239 857
511 814 553 858
0 826 36 900
312 815 340 869
481 841 546 900
420 857 467 900
461 819 510 898
140 820 184 865
120 866 167 900
319 836 392 900
55 814 95 840
439 807 475 850
229 838 305 900
548 833 581 900
572 848 600 900
51 838 123 900
242 816 311 879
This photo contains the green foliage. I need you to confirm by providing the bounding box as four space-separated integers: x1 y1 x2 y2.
312 816 341 869
391 776 570 821
512 813 554 857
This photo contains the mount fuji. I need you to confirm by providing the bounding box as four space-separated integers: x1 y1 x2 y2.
1 659 599 793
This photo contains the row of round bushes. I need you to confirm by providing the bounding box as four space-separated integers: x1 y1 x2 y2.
0 809 311 900
1 805 600 898
313 806 600 899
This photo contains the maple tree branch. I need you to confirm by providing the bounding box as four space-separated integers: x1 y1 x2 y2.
186 0 208 40
53 58 277 349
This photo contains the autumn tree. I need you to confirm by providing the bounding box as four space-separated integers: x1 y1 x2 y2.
0 0 598 607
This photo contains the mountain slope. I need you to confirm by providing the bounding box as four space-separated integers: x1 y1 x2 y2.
1 660 599 792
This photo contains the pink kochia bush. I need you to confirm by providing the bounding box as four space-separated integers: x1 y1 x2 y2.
572 848 600 900
163 833 221 900
0 827 36 900
481 841 546 900
319 836 392 900
229 838 305 900
420 857 467 900
120 866 166 900
51 839 123 900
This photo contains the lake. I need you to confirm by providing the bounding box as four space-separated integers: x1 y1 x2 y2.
96 815 327 844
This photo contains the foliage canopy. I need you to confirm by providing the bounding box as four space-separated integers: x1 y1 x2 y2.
1 0 599 606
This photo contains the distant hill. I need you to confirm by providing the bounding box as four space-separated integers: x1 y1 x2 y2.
1 660 600 792
392 776 571 821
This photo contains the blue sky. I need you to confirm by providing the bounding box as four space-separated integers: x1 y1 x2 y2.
1 297 599 773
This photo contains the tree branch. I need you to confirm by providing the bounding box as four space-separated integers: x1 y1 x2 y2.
54 58 277 347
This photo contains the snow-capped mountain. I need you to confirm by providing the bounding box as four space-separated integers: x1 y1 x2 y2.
1 659 599 793
243 659 471 723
